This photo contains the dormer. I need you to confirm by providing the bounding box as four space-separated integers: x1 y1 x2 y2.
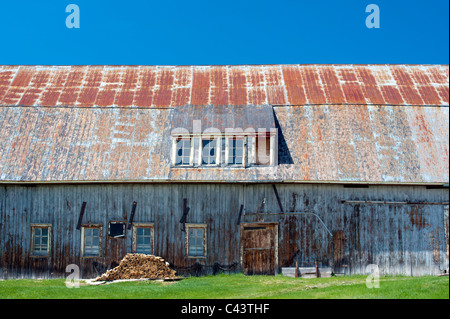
170 105 278 168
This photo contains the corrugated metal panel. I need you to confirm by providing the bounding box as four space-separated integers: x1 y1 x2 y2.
1 183 447 278
0 65 448 107
171 104 275 133
0 104 447 183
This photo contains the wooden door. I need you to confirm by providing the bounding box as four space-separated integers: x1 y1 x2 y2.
241 223 278 275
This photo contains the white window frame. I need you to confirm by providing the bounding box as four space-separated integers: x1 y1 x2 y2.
30 224 51 257
132 223 155 255
81 224 102 258
174 137 193 166
185 224 207 258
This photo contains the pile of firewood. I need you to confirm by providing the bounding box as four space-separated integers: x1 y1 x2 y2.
94 253 177 281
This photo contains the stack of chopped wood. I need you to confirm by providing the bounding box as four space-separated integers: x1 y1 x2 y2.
94 253 177 281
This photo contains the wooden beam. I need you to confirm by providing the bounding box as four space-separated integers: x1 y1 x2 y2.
341 200 449 205
180 198 190 231
76 202 87 230
127 201 137 230
272 184 284 213
236 205 244 225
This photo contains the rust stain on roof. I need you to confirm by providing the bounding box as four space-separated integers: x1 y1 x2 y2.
0 103 446 184
0 65 448 107
0 64 448 184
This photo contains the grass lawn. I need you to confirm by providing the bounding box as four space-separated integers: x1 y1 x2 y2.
0 274 448 299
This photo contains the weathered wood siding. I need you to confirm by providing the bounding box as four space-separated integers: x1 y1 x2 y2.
0 183 448 278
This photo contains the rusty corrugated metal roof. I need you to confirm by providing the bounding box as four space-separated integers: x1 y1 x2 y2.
0 65 448 107
0 105 447 184
0 65 448 184
171 105 275 133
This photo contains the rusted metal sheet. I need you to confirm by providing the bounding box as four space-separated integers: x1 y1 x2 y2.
0 104 448 183
0 183 447 278
0 64 448 184
0 65 448 107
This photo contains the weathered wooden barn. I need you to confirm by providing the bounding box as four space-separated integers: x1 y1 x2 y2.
0 64 448 279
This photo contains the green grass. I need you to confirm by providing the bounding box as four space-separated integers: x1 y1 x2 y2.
0 274 448 299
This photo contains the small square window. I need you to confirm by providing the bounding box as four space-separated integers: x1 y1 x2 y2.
109 222 126 238
186 224 207 258
31 224 51 256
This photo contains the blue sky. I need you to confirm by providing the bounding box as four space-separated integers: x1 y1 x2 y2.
0 0 448 65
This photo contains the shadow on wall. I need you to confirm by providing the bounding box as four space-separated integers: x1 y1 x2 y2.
274 110 294 165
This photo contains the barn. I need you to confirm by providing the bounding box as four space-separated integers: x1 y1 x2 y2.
0 64 448 279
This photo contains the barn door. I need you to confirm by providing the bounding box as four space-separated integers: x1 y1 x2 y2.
241 223 278 275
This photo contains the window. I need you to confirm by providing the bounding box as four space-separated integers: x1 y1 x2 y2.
229 138 244 165
186 224 207 258
133 224 154 254
31 224 51 256
82 225 102 257
176 138 191 166
171 130 277 168
255 133 271 165
108 221 126 238
202 139 217 165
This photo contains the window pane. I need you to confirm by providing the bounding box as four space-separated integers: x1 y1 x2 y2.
83 227 100 256
202 139 216 165
188 227 205 257
41 228 48 236
229 138 244 165
135 227 152 254
176 139 191 165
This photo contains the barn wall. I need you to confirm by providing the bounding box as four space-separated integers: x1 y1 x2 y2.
0 183 448 278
